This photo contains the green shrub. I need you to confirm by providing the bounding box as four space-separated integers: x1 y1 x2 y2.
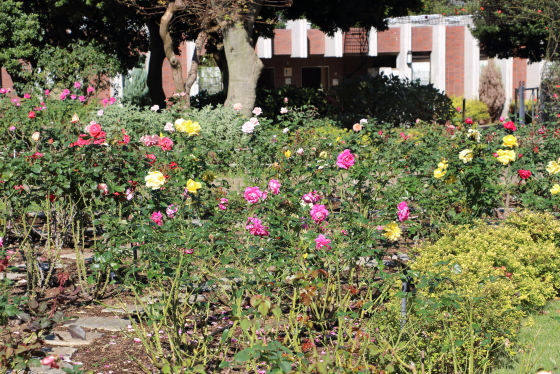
451 96 491 123
254 85 333 119
411 211 560 309
123 67 151 107
333 73 455 127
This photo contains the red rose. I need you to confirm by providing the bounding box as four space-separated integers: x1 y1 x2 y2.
465 117 473 125
503 121 517 131
28 111 36 118
518 170 532 179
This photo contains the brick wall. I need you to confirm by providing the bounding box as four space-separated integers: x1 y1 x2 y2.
261 56 345 88
343 28 368 54
273 30 291 55
512 57 527 98
308 29 325 55
412 27 432 52
446 26 465 96
378 28 400 53
1 68 13 89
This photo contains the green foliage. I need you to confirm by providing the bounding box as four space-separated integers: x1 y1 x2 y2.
255 85 333 119
334 74 455 127
123 68 151 108
452 96 491 123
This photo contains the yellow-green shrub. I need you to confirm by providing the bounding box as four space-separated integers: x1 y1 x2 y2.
451 96 491 123
412 211 560 310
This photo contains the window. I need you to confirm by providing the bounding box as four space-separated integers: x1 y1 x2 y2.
411 52 431 85
302 67 329 89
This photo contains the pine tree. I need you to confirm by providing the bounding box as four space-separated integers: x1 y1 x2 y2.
479 60 506 122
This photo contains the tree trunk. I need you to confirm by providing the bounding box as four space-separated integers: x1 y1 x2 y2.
221 0 264 116
146 20 167 107
160 0 187 105
213 45 228 96
185 32 207 108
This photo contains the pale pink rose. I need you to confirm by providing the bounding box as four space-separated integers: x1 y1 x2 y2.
166 204 178 219
242 122 255 134
249 117 259 125
336 149 355 169
183 248 194 254
140 134 160 147
133 338 141 343
310 204 329 224
244 187 265 203
246 217 269 236
41 356 59 369
315 234 332 250
97 110 104 116
397 201 409 222
268 179 281 195
280 107 288 114
150 105 159 111
282 128 289 133
297 148 304 155
353 123 363 132
233 103 242 111
98 183 109 195
164 122 175 132
359 119 367 124
9 126 16 131
252 107 263 116
284 97 288 103
125 189 134 201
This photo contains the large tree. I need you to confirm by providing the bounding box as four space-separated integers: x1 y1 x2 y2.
0 0 147 92
471 0 560 62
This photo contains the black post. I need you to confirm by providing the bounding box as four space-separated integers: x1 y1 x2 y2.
462 97 466 122
519 81 525 125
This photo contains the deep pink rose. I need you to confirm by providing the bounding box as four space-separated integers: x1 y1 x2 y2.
465 117 473 125
244 187 265 204
140 135 160 147
246 217 269 236
315 234 332 250
302 190 321 204
336 149 355 170
310 204 329 224
397 201 410 222
151 211 164 226
268 179 281 195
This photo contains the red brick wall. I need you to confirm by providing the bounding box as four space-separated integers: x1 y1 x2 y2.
378 28 400 53
343 28 368 54
308 29 325 55
261 56 344 88
446 26 465 96
512 57 527 98
412 27 432 52
273 30 292 55
1 68 13 89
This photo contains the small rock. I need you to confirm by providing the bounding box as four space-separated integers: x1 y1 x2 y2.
69 316 131 332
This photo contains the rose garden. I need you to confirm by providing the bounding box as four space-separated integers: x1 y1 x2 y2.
0 76 559 374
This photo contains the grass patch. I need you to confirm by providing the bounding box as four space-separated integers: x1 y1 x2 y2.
491 299 560 374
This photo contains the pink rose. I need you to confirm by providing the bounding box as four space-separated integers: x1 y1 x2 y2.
158 136 174 151
252 107 263 116
218 198 229 210
98 183 109 195
166 204 178 218
78 95 86 102
242 122 255 133
74 82 82 89
244 187 265 204
280 107 288 114
88 123 103 138
268 179 281 195
499 116 505 122
23 93 31 99
310 204 329 224
397 201 410 222
465 117 473 125
140 135 160 147
233 103 242 111
87 86 95 94
41 356 59 369
302 190 321 204
518 170 532 180
353 123 363 132
336 149 355 170
315 234 332 250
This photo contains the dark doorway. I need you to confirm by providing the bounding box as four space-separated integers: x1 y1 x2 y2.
302 67 328 89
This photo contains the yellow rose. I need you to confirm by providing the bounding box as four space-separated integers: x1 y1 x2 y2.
31 132 40 142
551 184 560 195
459 149 473 163
438 160 448 170
284 150 292 158
145 170 166 190
383 222 402 241
434 168 446 179
319 151 328 159
546 160 560 175
445 176 458 184
175 118 201 136
502 135 518 148
186 179 202 193
496 149 516 165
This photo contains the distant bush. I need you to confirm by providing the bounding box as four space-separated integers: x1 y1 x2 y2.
123 68 151 108
333 74 455 127
479 60 505 122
